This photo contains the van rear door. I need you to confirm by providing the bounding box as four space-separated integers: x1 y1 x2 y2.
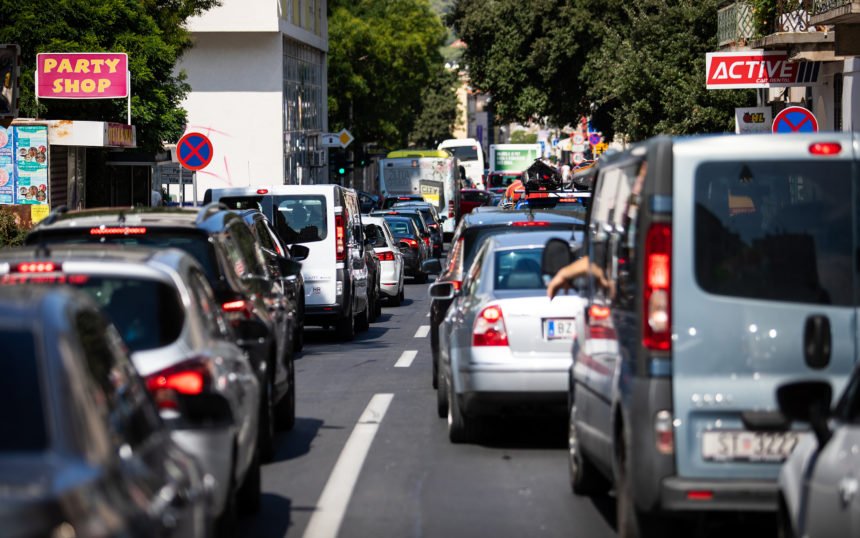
671 135 858 482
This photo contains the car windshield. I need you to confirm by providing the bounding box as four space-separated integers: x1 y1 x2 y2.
0 327 48 452
494 248 545 290
444 145 479 162
273 195 328 244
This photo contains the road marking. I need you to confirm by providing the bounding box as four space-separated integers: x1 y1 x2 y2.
426 312 430 317
395 350 418 368
414 325 430 338
303 393 394 538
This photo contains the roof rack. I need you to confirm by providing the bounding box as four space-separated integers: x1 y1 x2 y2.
195 202 229 225
40 205 69 226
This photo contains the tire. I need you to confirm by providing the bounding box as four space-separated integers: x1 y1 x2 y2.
777 496 798 538
436 367 449 418
432 349 438 389
335 301 355 341
258 376 275 463
236 449 261 515
389 288 402 307
568 402 609 495
275 358 296 431
446 373 473 443
355 298 370 332
373 287 382 318
616 436 664 538
215 451 239 538
293 307 304 353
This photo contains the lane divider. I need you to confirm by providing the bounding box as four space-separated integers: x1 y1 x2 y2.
395 350 418 368
414 325 430 338
303 393 395 538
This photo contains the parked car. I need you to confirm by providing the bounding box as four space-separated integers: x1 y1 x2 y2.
776 370 860 538
363 215 405 306
382 193 425 209
0 285 211 537
25 205 295 461
0 244 263 522
555 134 859 536
383 215 431 283
430 231 584 442
429 209 585 390
204 185 371 341
239 208 309 352
459 189 494 216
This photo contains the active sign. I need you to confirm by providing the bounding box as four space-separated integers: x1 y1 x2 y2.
706 51 821 89
772 106 818 134
177 132 213 171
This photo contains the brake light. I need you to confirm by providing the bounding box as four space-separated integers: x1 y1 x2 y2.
377 251 395 261
809 142 841 156
222 299 253 321
644 223 672 350
589 305 610 320
400 238 419 249
14 262 60 273
398 196 412 200
473 305 508 346
451 280 462 291
145 360 211 410
654 410 674 455
448 200 455 218
513 221 550 227
423 236 430 247
335 214 346 262
686 491 713 501
256 188 269 194
89 227 147 236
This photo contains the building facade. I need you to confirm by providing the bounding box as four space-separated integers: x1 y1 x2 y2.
176 0 328 200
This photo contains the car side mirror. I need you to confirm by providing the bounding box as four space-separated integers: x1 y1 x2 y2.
777 380 833 447
422 258 443 275
428 281 457 300
542 238 574 277
277 257 302 277
290 244 309 261
439 215 447 222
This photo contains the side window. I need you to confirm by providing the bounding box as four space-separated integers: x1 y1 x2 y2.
464 244 487 297
188 269 230 339
265 222 288 258
76 309 161 450
612 161 646 310
588 167 623 297
227 223 267 277
255 220 277 253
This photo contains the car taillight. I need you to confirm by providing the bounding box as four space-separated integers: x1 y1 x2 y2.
13 261 60 273
451 280 462 291
654 410 674 455
423 236 430 247
222 299 253 320
513 221 550 227
377 251 395 261
145 359 212 410
400 238 419 249
89 227 147 236
809 142 841 156
335 214 346 262
256 188 269 194
643 223 672 350
473 305 508 346
448 200 455 218
429 223 438 229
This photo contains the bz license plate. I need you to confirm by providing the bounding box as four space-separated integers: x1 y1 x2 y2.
544 318 576 340
701 431 803 462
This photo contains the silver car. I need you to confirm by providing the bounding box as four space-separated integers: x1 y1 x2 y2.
0 245 262 523
430 230 584 443
776 370 860 538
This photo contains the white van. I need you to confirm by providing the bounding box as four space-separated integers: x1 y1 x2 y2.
438 138 486 189
204 185 370 341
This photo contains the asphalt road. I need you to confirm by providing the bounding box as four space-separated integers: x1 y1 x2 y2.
240 279 777 538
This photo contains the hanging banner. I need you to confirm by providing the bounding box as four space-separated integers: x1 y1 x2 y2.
706 51 821 89
14 125 49 205
36 53 129 99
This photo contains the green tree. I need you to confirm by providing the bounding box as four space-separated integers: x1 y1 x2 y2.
328 0 450 150
0 0 219 152
509 130 537 144
409 67 459 147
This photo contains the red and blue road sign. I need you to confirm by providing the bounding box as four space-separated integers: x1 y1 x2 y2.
177 132 213 171
772 106 818 134
588 133 602 146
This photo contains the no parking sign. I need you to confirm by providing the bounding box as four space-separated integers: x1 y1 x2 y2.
772 107 818 134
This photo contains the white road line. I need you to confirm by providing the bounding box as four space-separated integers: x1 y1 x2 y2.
303 393 394 538
414 325 430 338
425 312 430 317
395 350 418 368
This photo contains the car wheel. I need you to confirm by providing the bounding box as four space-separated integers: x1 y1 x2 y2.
336 301 355 341
215 452 239 538
777 495 798 538
446 374 472 443
275 358 296 431
398 286 405 303
616 435 663 538
432 349 438 389
389 288 402 307
373 287 382 318
236 448 261 515
569 401 609 495
355 298 370 332
436 366 449 418
293 307 304 353
258 375 275 463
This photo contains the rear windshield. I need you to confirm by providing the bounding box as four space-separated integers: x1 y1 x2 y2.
444 145 479 162
219 196 265 212
0 328 48 452
29 230 219 283
384 217 414 237
695 160 855 306
273 195 327 244
462 191 490 203
464 223 577 269
495 248 545 290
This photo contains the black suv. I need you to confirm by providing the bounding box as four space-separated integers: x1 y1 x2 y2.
25 205 297 459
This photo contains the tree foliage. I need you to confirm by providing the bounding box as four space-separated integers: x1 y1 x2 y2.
409 67 459 147
0 0 219 152
509 130 537 144
448 0 755 142
328 0 452 150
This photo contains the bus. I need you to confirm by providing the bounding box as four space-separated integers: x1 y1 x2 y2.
438 138 485 189
379 149 460 240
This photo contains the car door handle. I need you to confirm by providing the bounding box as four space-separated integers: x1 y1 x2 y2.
839 477 858 507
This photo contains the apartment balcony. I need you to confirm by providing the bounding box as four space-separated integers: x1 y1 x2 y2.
718 1 754 48
751 0 835 57
810 0 860 25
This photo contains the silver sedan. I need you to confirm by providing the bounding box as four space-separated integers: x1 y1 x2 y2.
430 230 584 443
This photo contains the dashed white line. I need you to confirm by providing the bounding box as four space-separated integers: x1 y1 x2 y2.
414 325 430 338
425 312 430 317
395 350 418 368
303 393 394 538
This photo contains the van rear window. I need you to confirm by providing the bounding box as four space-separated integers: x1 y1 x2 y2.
695 161 854 306
273 195 328 244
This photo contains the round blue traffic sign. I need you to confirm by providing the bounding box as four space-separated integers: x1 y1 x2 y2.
589 133 602 146
772 106 818 134
177 132 213 171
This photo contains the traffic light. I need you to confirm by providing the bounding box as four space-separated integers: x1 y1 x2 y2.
330 151 353 182
0 44 20 122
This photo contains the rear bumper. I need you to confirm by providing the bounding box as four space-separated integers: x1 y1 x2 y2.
380 281 399 297
305 303 347 324
457 363 569 416
660 477 778 512
170 428 236 516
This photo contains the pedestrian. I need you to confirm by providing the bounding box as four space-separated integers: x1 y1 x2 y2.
151 183 163 207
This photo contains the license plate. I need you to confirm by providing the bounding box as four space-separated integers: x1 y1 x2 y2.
544 318 576 340
701 430 804 462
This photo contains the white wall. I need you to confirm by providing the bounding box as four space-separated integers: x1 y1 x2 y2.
187 0 279 32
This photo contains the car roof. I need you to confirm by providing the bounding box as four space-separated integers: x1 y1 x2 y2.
362 215 387 226
486 230 576 249
463 209 583 227
0 285 59 323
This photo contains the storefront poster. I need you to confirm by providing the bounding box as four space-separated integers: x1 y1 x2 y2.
0 127 14 204
13 125 49 205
